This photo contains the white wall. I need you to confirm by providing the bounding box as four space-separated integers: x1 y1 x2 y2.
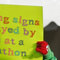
0 0 60 27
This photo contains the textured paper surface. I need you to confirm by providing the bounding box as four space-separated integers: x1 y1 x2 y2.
0 4 43 60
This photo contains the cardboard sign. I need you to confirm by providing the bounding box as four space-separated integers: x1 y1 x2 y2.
0 4 43 60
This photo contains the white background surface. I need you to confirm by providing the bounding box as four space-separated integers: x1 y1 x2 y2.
0 0 60 27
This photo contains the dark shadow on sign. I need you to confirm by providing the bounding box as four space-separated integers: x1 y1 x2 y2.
0 57 11 60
